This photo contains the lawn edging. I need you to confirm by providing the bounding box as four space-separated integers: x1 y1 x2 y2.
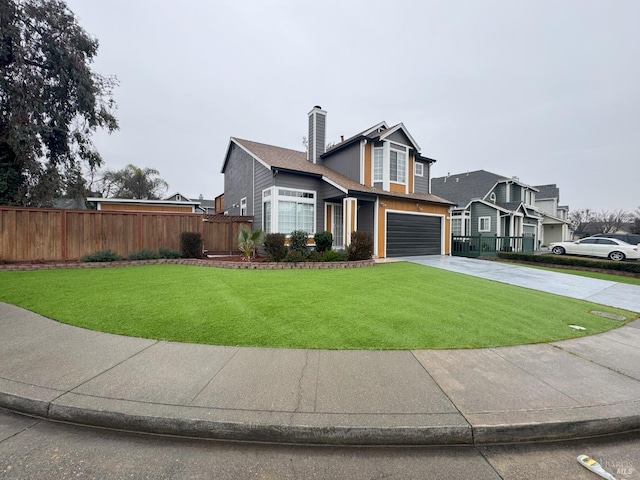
0 258 376 271
487 255 640 279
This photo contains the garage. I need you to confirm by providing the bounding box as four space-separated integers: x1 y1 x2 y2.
386 212 442 257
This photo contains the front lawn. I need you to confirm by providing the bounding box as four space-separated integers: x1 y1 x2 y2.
0 263 636 349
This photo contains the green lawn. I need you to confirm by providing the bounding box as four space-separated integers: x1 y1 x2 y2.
0 263 636 350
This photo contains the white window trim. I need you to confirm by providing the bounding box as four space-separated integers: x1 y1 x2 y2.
389 147 407 185
478 216 491 233
240 197 247 216
373 147 383 183
414 162 423 177
263 186 317 235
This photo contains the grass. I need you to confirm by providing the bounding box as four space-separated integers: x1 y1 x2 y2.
0 263 636 350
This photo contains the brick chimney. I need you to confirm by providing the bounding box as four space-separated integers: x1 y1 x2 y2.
307 106 326 164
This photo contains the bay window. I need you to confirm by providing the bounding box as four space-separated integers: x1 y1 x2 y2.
262 187 316 234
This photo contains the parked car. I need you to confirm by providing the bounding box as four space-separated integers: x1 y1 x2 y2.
593 233 640 246
549 237 639 261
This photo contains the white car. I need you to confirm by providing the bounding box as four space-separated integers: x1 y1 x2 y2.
550 237 639 261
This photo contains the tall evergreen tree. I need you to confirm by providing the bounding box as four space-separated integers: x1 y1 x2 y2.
0 0 118 205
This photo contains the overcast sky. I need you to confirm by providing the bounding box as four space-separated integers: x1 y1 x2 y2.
65 0 639 212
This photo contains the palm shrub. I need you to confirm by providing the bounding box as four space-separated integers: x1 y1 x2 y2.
238 228 265 261
348 231 373 261
264 233 287 262
314 231 333 252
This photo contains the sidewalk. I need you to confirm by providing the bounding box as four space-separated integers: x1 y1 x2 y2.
1 258 640 445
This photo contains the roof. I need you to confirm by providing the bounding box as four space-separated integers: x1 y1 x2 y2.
534 184 560 200
431 170 509 207
228 138 453 205
87 197 200 206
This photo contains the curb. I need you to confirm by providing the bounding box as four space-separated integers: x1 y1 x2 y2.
3 390 639 446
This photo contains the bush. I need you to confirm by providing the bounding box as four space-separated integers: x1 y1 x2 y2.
284 249 307 263
238 228 265 261
314 231 333 252
128 248 160 261
158 247 181 259
289 230 309 252
321 249 349 262
497 252 640 274
348 231 373 261
264 233 287 262
180 232 203 259
80 250 121 262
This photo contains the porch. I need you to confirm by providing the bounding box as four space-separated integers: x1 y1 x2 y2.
452 235 535 257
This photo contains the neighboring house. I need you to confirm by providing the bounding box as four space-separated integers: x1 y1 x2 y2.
165 192 216 214
430 170 541 244
87 197 201 213
533 184 572 245
221 106 454 258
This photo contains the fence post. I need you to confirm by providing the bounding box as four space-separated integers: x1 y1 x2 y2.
61 209 67 261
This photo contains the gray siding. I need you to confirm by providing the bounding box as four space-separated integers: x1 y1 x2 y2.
309 110 326 164
357 202 375 236
224 143 256 216
511 184 522 202
322 142 360 183
253 161 273 231
387 130 412 146
413 160 430 194
470 202 498 236
274 172 325 234
494 184 507 203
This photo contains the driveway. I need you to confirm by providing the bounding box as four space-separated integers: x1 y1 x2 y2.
396 255 640 313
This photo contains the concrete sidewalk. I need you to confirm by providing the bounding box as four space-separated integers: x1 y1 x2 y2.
2 300 640 444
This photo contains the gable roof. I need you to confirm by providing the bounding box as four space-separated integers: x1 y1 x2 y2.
534 184 560 200
226 138 453 205
322 122 423 158
431 170 508 207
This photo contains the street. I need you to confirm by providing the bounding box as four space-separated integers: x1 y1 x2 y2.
1 409 638 479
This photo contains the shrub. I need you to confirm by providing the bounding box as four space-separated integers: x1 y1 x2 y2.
180 232 203 259
80 250 121 262
314 231 333 252
238 228 265 261
158 247 181 259
264 233 287 262
284 249 307 263
348 231 373 261
322 249 349 262
128 248 160 261
289 230 309 253
496 252 640 274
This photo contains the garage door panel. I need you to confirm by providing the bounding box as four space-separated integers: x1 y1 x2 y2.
386 213 441 257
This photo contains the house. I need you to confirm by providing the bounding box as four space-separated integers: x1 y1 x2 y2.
533 184 572 245
430 170 542 243
87 196 201 213
165 192 217 214
220 106 454 258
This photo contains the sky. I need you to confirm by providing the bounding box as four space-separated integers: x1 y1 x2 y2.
65 0 639 213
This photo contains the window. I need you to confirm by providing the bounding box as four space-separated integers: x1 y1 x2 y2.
373 148 383 182
414 162 423 177
262 187 316 234
390 149 406 183
478 216 491 232
263 200 271 233
240 197 247 216
489 192 496 202
451 218 462 236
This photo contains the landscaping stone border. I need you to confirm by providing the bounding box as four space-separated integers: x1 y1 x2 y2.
0 258 376 271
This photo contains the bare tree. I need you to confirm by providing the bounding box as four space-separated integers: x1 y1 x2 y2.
568 208 595 236
592 210 633 234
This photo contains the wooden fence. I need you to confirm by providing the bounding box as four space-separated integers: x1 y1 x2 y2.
0 206 252 262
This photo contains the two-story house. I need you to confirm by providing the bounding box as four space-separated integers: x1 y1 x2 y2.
221 106 454 258
430 170 542 244
534 184 571 246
